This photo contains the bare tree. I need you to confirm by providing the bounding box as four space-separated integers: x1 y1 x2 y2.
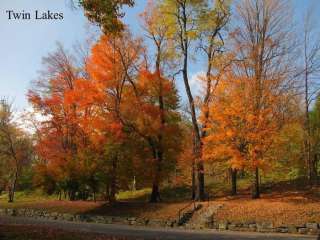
301 6 320 183
231 0 296 198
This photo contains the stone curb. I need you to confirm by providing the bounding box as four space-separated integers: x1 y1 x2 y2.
0 208 176 228
208 221 320 235
0 208 319 235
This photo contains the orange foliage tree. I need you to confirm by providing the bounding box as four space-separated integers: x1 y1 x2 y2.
203 71 284 198
29 30 182 202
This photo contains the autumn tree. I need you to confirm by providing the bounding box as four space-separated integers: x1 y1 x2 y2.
203 70 292 197
140 0 182 202
231 0 295 198
197 0 231 197
0 99 32 202
67 30 181 202
28 44 88 200
69 31 145 202
156 0 231 201
122 70 182 202
203 0 296 198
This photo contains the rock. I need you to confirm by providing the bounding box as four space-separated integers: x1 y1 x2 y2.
149 219 164 227
276 227 289 233
256 222 275 232
308 228 320 235
62 213 74 221
306 222 318 230
204 216 214 228
257 222 274 229
241 223 248 228
92 216 105 223
249 224 257 230
218 222 228 230
73 214 82 222
298 228 308 234
166 220 176 227
0 209 5 216
288 225 297 233
50 212 59 217
103 216 113 224
129 220 136 225
112 216 124 223
16 209 26 216
228 224 237 230
6 209 16 216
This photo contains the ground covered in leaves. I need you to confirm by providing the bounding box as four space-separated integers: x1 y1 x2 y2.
0 188 191 221
0 224 142 240
1 182 320 227
213 183 320 227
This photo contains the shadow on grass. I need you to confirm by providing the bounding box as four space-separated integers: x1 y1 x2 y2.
84 185 193 218
211 177 320 204
116 185 193 203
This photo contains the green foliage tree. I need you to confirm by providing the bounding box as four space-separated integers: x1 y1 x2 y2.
309 95 320 180
79 0 134 34
0 99 32 202
156 0 231 200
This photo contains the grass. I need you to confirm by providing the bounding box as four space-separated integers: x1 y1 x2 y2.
0 187 192 220
116 188 151 201
0 191 102 215
1 179 320 226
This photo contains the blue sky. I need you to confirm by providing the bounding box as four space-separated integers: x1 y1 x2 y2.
0 0 319 111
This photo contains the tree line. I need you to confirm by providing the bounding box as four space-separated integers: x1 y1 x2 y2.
1 0 320 203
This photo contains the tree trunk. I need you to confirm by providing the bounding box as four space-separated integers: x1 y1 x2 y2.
230 168 237 196
105 183 110 201
178 3 205 201
69 190 76 201
109 156 117 204
304 39 317 184
182 57 205 201
93 191 96 202
196 159 205 200
149 47 164 203
8 186 14 203
150 182 161 203
314 154 319 184
150 148 162 203
8 171 18 203
191 158 196 200
251 167 260 199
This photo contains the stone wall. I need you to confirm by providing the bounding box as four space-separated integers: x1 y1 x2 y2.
0 208 176 228
1 207 319 235
212 220 320 235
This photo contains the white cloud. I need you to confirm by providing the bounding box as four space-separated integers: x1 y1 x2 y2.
189 71 206 97
14 106 49 134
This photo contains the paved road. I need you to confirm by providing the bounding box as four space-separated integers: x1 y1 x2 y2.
0 216 318 240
